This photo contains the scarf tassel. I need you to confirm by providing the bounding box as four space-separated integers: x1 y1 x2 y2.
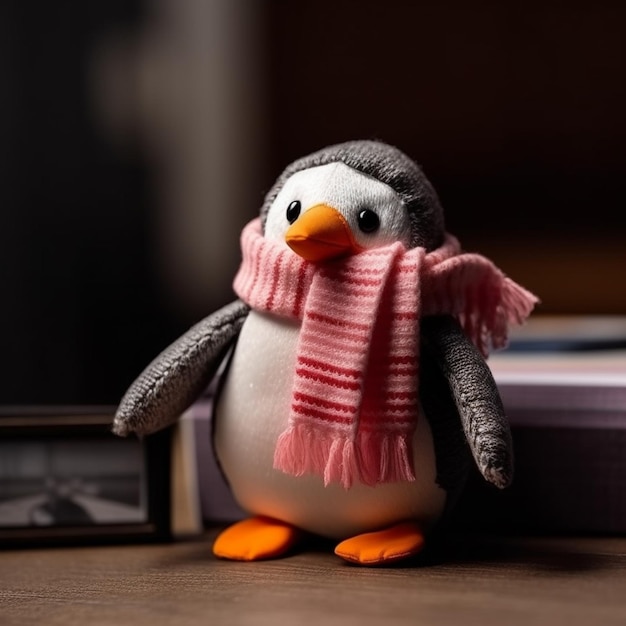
273 425 416 490
457 275 539 357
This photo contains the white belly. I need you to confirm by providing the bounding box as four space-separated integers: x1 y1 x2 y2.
214 311 446 540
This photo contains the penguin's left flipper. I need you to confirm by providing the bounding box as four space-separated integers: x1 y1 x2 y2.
112 299 250 437
421 315 513 489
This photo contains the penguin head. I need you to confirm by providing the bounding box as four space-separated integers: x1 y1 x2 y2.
261 140 445 262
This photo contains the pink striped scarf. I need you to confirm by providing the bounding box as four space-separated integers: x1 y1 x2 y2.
233 218 537 489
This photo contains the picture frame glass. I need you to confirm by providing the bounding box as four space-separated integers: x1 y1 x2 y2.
0 435 147 529
0 409 171 546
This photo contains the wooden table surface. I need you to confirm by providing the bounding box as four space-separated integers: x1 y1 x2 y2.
2 528 626 626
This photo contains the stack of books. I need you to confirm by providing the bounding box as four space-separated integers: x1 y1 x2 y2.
453 315 626 534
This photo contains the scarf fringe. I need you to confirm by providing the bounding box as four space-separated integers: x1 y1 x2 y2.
455 271 540 357
273 424 416 490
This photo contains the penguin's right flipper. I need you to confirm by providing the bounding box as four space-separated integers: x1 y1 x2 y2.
113 299 250 437
420 314 513 489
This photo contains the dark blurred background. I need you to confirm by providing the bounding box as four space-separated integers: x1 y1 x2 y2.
2 0 625 406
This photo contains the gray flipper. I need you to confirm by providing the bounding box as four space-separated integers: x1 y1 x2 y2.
420 315 513 489
113 299 250 437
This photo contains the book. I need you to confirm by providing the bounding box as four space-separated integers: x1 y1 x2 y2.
178 393 245 527
452 316 626 534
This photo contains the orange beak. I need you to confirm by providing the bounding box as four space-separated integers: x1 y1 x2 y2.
285 204 362 262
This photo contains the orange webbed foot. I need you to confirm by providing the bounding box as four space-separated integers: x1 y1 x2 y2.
213 516 302 561
334 521 425 566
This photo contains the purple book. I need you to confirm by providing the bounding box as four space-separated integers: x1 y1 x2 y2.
453 317 626 534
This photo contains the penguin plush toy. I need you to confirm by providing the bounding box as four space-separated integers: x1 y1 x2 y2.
113 140 538 566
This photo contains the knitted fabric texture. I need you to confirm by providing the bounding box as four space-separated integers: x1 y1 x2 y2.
233 218 537 489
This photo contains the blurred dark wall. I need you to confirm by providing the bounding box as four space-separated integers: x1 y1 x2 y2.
1 1 625 406
264 0 626 314
0 1 183 404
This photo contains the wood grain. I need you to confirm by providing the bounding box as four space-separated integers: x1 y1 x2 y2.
2 529 626 626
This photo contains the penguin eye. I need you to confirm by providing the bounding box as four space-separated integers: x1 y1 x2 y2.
357 209 380 233
286 200 301 224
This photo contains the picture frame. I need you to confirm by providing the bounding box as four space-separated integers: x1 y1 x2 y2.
0 406 171 548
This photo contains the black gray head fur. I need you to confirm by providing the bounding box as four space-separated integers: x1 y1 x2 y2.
260 139 446 251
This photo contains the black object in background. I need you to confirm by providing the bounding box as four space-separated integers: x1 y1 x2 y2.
0 2 182 405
